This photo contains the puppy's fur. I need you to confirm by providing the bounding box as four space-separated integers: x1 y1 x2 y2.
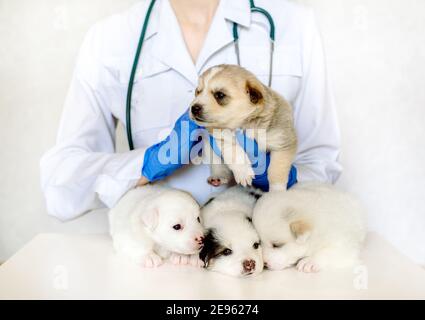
109 185 205 268
199 186 264 277
190 65 297 191
253 183 366 273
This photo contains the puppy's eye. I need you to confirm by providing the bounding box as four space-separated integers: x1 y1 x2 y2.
222 249 232 256
173 224 182 231
213 91 226 101
195 88 201 96
197 217 201 223
272 243 284 249
253 242 260 250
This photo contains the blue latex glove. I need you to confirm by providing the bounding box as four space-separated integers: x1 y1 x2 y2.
210 130 297 192
142 111 203 182
142 111 297 191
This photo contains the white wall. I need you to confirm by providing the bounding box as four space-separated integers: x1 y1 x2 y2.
0 0 424 264
303 0 425 264
0 0 138 262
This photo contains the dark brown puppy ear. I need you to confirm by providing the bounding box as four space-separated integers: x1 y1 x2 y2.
246 80 264 105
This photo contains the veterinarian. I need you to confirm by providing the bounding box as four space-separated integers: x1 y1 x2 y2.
40 0 342 221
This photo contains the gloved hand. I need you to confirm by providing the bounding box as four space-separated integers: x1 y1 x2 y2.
141 111 297 191
141 111 203 183
210 130 297 192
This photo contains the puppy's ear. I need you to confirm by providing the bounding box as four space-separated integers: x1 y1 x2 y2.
141 207 159 231
199 229 220 268
290 220 311 244
246 80 264 105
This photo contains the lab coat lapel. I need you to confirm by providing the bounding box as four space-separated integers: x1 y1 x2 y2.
127 1 169 80
151 0 198 86
146 0 252 83
196 0 251 71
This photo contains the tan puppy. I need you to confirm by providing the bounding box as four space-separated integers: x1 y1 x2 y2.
190 65 297 191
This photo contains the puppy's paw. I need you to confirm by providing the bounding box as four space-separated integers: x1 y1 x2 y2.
136 176 150 187
188 254 205 268
296 257 321 273
231 165 255 187
170 254 204 268
170 253 190 266
207 176 229 187
270 183 287 192
139 252 163 268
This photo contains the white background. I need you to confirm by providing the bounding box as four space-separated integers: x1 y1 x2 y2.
0 0 424 265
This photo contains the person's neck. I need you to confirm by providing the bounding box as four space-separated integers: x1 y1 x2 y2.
169 0 220 26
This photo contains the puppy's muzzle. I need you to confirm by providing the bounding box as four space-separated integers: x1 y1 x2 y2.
191 104 204 119
195 235 205 250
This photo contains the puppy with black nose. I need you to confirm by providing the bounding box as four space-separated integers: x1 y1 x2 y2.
109 185 205 268
190 64 297 191
199 186 264 277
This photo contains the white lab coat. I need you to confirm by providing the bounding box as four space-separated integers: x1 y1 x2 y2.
40 0 342 221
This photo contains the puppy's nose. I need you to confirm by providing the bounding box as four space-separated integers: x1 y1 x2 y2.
191 104 203 117
195 235 204 245
243 259 256 273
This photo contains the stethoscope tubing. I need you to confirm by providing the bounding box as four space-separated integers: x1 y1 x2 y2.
126 0 276 150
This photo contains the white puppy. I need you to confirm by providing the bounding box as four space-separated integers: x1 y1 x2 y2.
109 185 205 268
199 186 264 277
253 183 366 273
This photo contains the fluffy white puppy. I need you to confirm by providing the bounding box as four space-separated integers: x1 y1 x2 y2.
253 183 366 273
109 185 205 268
199 186 264 277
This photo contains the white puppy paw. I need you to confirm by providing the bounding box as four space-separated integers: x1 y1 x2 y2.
231 165 255 187
139 252 163 268
170 254 204 267
207 176 229 187
269 183 287 192
188 254 205 268
170 253 190 266
296 257 321 273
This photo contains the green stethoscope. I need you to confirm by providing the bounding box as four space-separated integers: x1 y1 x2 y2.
127 0 276 150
